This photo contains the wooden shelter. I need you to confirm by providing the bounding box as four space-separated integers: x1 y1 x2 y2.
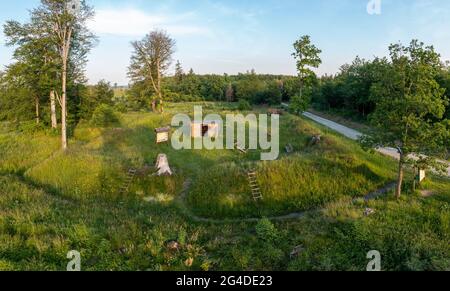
155 127 170 144
191 121 220 138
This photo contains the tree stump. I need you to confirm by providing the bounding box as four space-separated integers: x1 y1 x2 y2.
285 144 294 154
155 154 173 176
290 245 304 259
165 240 180 252
364 208 376 216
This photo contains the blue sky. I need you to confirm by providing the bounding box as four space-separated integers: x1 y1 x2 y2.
1 0 450 85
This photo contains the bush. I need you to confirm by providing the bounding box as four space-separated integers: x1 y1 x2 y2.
256 218 278 242
290 94 310 114
90 104 120 127
238 99 252 111
17 121 46 133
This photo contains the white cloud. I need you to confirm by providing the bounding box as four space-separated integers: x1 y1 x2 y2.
88 8 211 37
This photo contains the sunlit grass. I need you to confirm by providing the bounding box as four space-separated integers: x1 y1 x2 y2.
0 102 448 271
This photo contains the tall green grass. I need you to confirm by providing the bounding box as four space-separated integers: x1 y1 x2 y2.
188 114 397 219
0 132 60 174
0 102 448 270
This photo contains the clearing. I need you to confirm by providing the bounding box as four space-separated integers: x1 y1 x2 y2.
0 102 448 271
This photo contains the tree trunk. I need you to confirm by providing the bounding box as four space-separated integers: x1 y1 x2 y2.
50 90 57 129
157 59 163 113
61 59 68 150
35 95 40 124
299 78 303 99
395 155 404 199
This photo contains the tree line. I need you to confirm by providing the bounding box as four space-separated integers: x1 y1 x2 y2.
126 32 320 113
126 69 300 108
310 52 450 122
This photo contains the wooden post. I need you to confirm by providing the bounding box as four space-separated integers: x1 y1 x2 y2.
418 169 426 183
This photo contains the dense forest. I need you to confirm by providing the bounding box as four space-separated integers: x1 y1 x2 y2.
310 56 450 121
1 60 449 132
126 69 299 108
2 48 449 131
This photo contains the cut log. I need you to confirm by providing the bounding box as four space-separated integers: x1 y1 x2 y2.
309 135 322 146
165 240 180 252
364 208 376 216
285 144 294 154
155 154 173 176
290 245 304 259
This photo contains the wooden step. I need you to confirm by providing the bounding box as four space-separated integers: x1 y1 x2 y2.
246 170 263 201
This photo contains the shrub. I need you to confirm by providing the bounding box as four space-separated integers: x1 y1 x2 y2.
90 104 120 127
256 218 278 242
290 94 310 114
17 121 46 133
238 99 252 111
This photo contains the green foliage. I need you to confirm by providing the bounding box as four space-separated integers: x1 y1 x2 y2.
362 40 448 167
80 80 115 119
436 67 450 119
290 192 450 271
234 77 266 103
256 218 278 242
311 47 450 123
290 93 310 114
0 130 60 174
129 30 175 112
310 58 385 119
90 104 120 127
0 103 448 271
237 99 252 111
157 71 299 105
200 75 226 101
187 113 397 219
282 77 301 102
2 0 96 134
263 81 283 105
292 35 322 103
292 36 322 81
0 84 35 122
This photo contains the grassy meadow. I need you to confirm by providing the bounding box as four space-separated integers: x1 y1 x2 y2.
0 102 449 271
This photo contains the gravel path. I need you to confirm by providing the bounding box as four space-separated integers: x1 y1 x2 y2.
302 111 450 177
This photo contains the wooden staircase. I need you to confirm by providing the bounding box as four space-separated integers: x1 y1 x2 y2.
247 170 263 201
119 168 137 194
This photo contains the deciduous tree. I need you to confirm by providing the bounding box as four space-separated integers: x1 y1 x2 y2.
361 40 449 198
292 35 322 112
129 30 175 113
5 0 96 149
